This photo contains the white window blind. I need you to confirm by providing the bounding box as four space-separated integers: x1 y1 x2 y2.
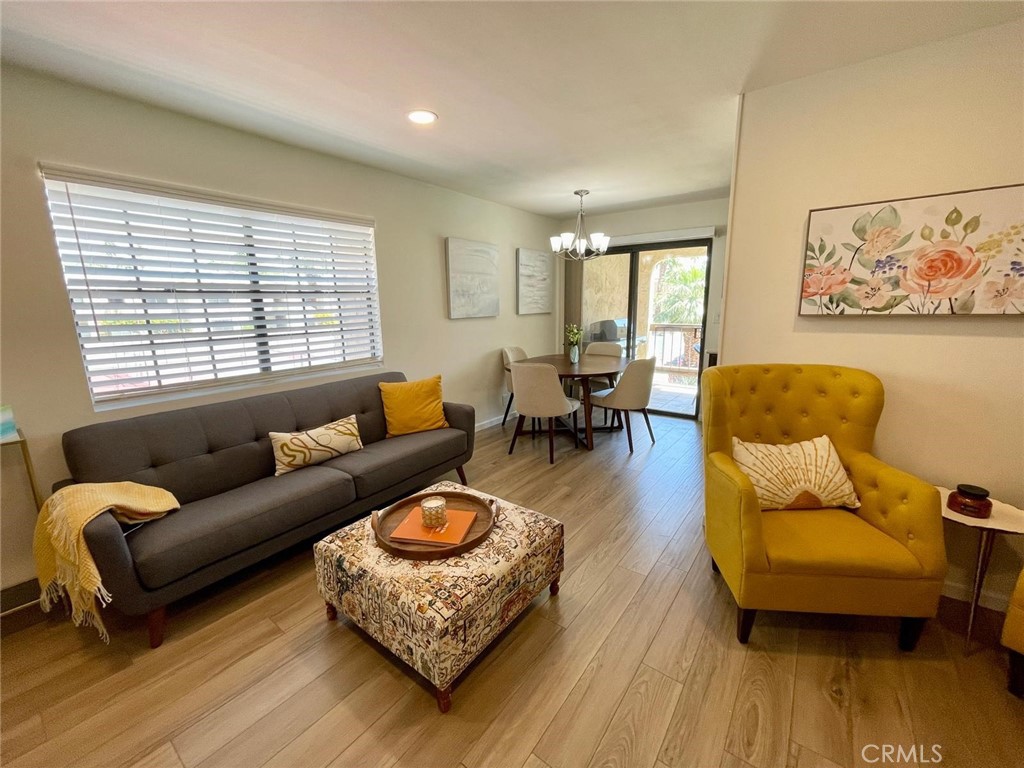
41 170 383 403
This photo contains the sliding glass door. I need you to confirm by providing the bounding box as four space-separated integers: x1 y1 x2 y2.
581 239 712 418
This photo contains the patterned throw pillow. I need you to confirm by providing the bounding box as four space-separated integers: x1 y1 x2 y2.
270 415 362 476
731 434 860 510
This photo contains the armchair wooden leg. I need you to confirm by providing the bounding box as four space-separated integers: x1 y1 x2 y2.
456 465 467 485
547 417 555 464
898 617 927 651
508 415 525 454
623 410 634 453
1009 650 1024 698
502 393 514 426
147 606 167 649
711 557 720 574
737 607 756 644
642 409 656 444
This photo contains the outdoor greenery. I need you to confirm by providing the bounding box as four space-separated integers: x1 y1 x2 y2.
652 257 706 324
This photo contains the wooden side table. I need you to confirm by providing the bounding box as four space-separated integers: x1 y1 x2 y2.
938 486 1024 649
1 428 44 510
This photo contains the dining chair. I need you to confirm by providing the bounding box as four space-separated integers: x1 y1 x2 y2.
501 346 528 426
581 341 625 418
589 357 656 453
508 363 580 464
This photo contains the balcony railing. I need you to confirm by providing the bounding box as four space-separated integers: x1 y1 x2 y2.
648 323 702 371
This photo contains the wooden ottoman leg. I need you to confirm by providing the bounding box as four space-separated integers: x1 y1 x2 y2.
435 685 452 713
550 577 560 596
325 601 338 621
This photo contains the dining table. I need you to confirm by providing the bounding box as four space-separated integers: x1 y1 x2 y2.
511 353 630 450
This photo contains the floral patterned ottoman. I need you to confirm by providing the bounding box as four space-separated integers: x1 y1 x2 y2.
313 481 564 712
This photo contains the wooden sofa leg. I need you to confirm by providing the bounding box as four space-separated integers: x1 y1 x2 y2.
737 607 756 644
1008 650 1024 698
148 606 167 649
456 465 468 484
898 617 926 651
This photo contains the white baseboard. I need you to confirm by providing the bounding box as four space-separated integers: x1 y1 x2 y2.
476 410 516 431
941 579 1010 613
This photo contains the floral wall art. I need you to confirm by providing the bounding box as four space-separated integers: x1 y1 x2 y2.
801 184 1023 315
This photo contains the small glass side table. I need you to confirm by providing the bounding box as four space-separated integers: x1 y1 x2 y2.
938 486 1024 649
1 428 44 510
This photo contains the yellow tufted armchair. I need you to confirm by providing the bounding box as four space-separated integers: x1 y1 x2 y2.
701 364 946 649
1002 568 1024 697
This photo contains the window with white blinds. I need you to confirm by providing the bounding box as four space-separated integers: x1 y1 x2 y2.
41 170 383 404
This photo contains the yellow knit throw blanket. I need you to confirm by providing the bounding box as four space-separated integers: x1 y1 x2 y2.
34 482 179 642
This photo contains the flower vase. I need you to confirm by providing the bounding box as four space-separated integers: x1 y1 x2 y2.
569 345 580 364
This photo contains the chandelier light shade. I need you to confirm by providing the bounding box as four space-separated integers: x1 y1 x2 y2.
550 190 610 261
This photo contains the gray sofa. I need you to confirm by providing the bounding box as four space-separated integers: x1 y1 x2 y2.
60 371 475 647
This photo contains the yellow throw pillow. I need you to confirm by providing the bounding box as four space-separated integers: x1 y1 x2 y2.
270 415 362 476
731 434 860 510
379 375 449 437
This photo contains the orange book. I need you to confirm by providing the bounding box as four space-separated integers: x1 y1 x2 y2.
388 505 478 547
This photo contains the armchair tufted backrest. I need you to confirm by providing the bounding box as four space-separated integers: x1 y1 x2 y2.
701 364 884 462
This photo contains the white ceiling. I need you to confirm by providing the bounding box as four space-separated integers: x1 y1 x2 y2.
2 2 1022 217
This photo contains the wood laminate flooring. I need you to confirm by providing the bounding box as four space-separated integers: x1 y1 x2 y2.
2 417 1022 768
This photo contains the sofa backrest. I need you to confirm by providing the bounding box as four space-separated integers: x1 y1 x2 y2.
62 371 406 504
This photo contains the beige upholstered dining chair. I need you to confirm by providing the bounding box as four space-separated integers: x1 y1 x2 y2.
581 341 625 415
590 357 656 452
508 363 581 464
585 341 624 358
501 346 528 426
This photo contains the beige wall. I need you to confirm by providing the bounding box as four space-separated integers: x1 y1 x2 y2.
0 67 560 589
723 21 1024 608
567 197 730 361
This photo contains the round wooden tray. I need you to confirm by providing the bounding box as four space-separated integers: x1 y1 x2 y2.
371 490 497 561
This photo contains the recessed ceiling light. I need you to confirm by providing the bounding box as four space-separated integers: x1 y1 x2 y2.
407 110 438 125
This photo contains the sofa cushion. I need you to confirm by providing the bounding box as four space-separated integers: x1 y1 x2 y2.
128 466 356 589
761 508 923 578
322 428 467 498
378 375 449 437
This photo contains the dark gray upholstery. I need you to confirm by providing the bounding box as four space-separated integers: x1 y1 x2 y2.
62 372 404 504
62 372 475 623
323 428 467 498
129 466 357 589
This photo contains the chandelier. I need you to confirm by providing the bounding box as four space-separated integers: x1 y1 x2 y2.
550 190 610 261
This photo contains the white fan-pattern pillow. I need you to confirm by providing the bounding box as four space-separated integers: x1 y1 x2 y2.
731 434 860 511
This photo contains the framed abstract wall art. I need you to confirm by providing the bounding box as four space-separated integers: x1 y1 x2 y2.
515 247 553 315
801 184 1023 316
445 237 500 319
